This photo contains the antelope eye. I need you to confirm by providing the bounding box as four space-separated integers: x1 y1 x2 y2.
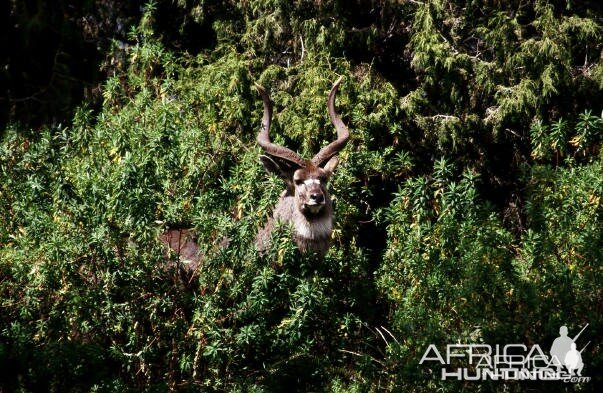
319 176 328 183
294 179 304 186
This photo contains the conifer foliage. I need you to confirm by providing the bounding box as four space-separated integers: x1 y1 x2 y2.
1 1 601 391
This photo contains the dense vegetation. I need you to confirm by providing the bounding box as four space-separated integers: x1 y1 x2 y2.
1 1 601 391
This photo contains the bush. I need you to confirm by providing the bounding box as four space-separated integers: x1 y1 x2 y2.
1 1 601 392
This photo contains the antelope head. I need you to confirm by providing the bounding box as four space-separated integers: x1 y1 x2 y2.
255 77 349 255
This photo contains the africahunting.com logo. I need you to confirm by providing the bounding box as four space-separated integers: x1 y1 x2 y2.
419 324 591 383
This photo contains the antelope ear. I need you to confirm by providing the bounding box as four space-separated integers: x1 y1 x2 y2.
260 155 280 175
322 155 340 176
260 155 299 180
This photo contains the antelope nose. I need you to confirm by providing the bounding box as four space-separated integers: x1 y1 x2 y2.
310 193 324 203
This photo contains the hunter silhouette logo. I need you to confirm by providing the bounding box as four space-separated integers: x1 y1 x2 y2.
419 324 591 383
550 324 589 377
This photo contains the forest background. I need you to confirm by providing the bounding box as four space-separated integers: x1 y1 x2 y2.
0 0 601 391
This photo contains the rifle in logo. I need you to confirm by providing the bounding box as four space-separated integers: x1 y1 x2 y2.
550 324 589 378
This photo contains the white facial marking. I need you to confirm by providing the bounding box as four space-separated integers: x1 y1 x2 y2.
303 179 320 185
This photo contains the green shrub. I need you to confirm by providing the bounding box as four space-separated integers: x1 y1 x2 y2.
1 1 601 392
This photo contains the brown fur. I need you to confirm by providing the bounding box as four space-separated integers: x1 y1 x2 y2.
159 228 201 272
161 78 349 267
257 159 338 257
